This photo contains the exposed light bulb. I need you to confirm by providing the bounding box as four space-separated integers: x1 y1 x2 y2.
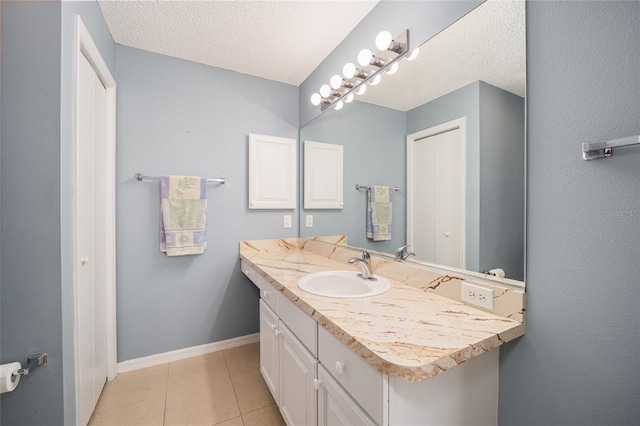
406 48 420 61
369 74 382 86
319 84 331 98
355 84 367 95
357 49 373 66
345 93 355 103
330 75 343 90
343 63 356 79
375 31 393 51
310 93 322 106
385 62 399 75
335 100 344 110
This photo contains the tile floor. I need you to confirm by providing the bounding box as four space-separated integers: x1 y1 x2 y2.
89 343 285 426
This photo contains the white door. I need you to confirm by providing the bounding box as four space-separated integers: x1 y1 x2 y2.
408 121 465 269
317 366 376 426
260 300 279 404
77 52 108 425
278 323 317 426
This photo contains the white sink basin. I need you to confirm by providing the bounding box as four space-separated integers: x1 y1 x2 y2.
298 271 391 299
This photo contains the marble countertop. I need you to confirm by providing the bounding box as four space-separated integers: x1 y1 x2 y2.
240 239 525 382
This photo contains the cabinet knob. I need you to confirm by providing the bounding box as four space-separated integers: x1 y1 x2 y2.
250 200 256 206
261 290 270 298
81 256 90 265
444 232 450 237
334 361 345 376
269 323 276 332
274 329 281 337
313 378 322 390
339 201 344 206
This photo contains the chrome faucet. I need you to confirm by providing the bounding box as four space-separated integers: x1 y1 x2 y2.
348 251 375 280
395 245 415 261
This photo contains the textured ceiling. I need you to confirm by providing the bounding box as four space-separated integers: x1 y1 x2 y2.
98 0 379 86
357 0 526 111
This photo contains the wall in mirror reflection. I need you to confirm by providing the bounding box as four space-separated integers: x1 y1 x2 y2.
300 80 525 281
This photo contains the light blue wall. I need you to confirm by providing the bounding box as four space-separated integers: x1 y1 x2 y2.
1 2 63 424
1 1 115 424
478 81 525 280
299 0 483 126
499 1 639 424
115 45 299 361
406 81 481 272
300 101 406 254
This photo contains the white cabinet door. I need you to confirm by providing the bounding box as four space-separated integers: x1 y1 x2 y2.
260 300 279 404
279 323 317 426
317 365 376 426
248 133 297 209
304 140 344 209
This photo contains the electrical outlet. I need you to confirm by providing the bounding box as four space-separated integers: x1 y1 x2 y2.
461 282 494 310
283 215 292 229
305 215 313 227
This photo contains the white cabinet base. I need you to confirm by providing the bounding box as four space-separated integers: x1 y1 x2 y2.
389 349 498 426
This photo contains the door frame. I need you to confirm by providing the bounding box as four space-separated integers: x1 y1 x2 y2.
73 14 117 405
406 117 466 268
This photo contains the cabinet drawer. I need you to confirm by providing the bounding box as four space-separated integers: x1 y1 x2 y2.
241 260 261 287
278 292 317 357
242 260 279 313
318 326 383 425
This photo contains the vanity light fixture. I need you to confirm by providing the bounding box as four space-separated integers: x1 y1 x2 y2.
375 30 407 53
310 93 322 106
343 63 356 79
312 29 409 111
319 84 331 98
406 47 420 61
385 62 399 75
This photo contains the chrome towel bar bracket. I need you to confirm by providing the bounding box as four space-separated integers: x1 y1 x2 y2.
582 135 640 160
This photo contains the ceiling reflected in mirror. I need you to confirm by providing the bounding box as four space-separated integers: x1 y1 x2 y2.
299 0 526 286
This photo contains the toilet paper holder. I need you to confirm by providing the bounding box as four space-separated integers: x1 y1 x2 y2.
14 353 47 377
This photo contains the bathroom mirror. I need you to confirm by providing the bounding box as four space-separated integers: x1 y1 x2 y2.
299 0 526 285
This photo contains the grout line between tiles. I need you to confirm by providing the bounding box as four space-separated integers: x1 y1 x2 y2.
163 362 170 425
222 349 242 411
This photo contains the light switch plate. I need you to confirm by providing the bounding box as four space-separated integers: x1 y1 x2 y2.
305 215 313 227
283 215 292 229
461 282 494 310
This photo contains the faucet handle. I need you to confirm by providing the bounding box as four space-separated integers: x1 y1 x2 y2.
361 251 370 262
395 244 409 254
395 245 410 259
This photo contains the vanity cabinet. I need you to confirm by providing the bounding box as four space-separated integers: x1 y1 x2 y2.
242 259 500 426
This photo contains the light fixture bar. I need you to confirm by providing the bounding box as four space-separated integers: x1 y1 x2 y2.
319 29 409 111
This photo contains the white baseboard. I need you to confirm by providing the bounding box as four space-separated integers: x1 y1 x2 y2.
117 333 260 374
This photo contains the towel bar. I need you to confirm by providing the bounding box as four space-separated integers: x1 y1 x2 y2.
135 173 225 184
355 184 400 192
